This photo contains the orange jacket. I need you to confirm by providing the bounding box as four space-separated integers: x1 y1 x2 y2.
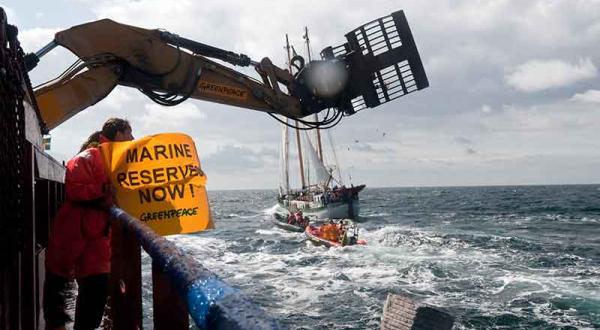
45 147 113 279
320 224 340 241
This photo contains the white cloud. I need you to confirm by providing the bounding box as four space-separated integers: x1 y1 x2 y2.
19 27 61 52
1 6 20 26
136 102 206 131
481 105 493 114
505 58 597 92
21 0 600 188
86 0 370 66
455 136 472 145
570 89 600 103
203 144 276 173
101 87 139 109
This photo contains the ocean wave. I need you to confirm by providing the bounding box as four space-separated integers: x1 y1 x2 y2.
158 186 600 328
262 204 281 215
360 212 391 218
367 226 471 251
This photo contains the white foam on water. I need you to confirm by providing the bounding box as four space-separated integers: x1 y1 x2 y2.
527 297 597 329
434 212 457 219
581 217 600 223
176 233 409 319
167 214 599 328
262 204 281 215
255 228 288 236
360 212 391 217
239 214 261 219
492 273 549 296
275 230 306 240
351 224 599 326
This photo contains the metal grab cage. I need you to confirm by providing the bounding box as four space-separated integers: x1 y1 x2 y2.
321 10 429 114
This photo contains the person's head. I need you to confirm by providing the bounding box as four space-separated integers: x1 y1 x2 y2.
78 118 133 153
80 131 102 152
102 118 133 142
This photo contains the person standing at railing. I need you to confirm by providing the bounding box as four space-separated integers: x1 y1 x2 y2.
43 118 134 330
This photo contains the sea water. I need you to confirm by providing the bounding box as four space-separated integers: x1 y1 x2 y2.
141 185 600 329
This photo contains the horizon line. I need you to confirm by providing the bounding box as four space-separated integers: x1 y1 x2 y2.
206 182 600 192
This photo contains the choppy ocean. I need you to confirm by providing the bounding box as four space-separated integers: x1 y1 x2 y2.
142 185 600 329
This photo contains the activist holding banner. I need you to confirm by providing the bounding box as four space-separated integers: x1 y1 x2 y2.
100 132 213 236
44 118 133 330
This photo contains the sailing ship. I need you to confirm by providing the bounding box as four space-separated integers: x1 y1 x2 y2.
276 28 365 220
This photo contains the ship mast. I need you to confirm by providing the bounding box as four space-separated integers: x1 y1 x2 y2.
280 97 289 196
304 26 324 162
286 34 306 189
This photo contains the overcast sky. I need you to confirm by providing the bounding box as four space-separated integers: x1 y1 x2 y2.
4 0 600 189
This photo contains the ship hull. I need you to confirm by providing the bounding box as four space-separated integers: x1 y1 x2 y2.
277 198 360 219
278 185 365 219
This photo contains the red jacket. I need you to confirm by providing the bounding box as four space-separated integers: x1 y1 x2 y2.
46 147 112 279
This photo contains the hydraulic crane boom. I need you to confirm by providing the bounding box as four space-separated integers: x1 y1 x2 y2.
32 19 304 129
30 10 429 131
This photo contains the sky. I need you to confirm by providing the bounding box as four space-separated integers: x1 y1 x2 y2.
3 0 600 190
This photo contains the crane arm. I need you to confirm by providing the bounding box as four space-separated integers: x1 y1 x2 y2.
32 10 429 131
34 19 305 130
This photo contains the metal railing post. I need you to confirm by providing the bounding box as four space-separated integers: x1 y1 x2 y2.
110 220 142 329
108 206 282 330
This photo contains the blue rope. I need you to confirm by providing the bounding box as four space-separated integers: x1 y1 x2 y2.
187 277 235 327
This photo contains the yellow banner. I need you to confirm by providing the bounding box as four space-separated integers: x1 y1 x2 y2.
100 133 213 235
